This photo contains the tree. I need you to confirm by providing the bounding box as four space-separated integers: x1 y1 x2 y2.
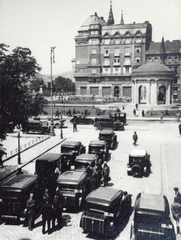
0 45 47 140
53 76 75 94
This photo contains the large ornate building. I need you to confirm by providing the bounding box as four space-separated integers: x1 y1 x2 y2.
73 2 181 104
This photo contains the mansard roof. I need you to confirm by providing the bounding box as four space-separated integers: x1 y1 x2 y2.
79 13 107 31
146 40 181 54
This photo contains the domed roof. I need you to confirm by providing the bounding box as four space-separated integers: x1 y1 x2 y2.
134 62 172 73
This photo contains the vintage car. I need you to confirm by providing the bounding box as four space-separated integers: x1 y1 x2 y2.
57 170 89 211
99 129 117 150
109 112 127 125
70 115 94 125
126 149 151 177
1 174 38 221
130 192 176 240
88 140 109 162
80 187 132 236
74 153 99 171
94 117 124 131
60 141 86 163
22 119 50 134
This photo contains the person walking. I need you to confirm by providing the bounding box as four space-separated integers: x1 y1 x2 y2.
55 109 59 118
52 191 63 230
102 162 110 187
41 199 53 234
0 143 7 168
73 117 77 132
160 112 164 123
24 193 35 231
133 131 138 146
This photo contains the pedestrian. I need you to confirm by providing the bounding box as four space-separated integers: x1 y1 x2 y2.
176 112 180 122
142 110 145 117
135 103 138 110
160 111 164 123
136 109 139 117
171 197 181 234
24 193 35 231
133 109 136 116
179 123 181 135
52 191 63 230
102 162 110 187
55 109 59 118
133 131 138 146
73 117 77 132
174 188 181 204
0 143 6 168
41 199 53 234
92 165 99 188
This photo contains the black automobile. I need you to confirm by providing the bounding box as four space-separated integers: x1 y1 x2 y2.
74 153 99 171
130 192 176 240
60 141 86 163
70 115 94 125
126 149 151 177
109 112 127 125
88 140 109 162
94 117 124 131
22 120 50 134
80 187 132 237
99 129 117 150
57 171 89 211
1 174 38 221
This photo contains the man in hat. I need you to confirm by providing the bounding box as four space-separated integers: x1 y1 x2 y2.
133 132 138 146
174 188 181 204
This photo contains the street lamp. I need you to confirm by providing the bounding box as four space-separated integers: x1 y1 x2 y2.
50 46 56 136
60 110 63 139
17 131 21 164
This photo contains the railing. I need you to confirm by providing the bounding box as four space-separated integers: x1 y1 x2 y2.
4 135 50 160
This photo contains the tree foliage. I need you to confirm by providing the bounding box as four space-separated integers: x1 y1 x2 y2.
54 76 75 94
0 45 47 140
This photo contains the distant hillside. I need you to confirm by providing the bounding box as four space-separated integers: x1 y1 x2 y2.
37 71 73 84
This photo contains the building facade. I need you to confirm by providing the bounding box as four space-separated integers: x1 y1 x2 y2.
73 3 181 104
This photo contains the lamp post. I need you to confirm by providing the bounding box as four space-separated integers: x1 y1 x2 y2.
50 46 56 136
60 110 63 139
17 131 21 164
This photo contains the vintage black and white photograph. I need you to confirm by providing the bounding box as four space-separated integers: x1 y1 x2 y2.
0 0 181 239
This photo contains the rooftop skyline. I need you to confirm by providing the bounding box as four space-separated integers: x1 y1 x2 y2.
0 0 181 75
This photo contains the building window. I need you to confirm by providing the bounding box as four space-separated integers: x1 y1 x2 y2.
174 56 179 63
91 39 97 44
115 38 120 44
104 49 109 56
91 68 97 74
104 58 110 65
91 49 97 54
147 57 152 62
167 56 172 63
91 30 98 35
105 39 110 44
125 47 130 55
125 67 130 74
114 48 120 56
92 59 97 64
173 86 178 91
114 58 120 63
173 78 178 84
125 38 131 43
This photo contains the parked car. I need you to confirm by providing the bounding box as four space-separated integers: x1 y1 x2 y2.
70 115 94 125
80 187 132 237
99 129 117 150
88 140 109 162
74 153 99 171
126 149 151 177
94 117 124 131
22 120 50 134
130 192 176 240
57 171 89 211
1 174 38 221
60 141 86 163
47 117 66 129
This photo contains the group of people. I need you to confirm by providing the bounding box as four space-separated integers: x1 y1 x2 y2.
24 188 63 235
86 160 110 190
171 187 181 234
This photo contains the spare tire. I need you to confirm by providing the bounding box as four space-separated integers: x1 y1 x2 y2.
131 165 142 177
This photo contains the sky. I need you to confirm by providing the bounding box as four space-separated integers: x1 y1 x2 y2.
0 0 181 76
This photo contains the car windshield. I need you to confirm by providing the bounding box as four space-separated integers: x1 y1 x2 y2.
61 146 78 153
89 146 104 152
100 134 112 139
85 202 112 214
135 212 164 224
36 160 56 174
58 183 79 190
130 157 143 162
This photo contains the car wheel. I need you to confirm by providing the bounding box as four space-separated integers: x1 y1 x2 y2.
127 171 132 176
42 121 48 127
55 124 60 129
131 165 142 177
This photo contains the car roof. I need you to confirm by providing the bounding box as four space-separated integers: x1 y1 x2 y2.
100 129 114 134
36 153 63 162
75 154 98 162
89 140 106 145
57 171 87 184
130 149 147 157
136 192 165 212
61 141 81 147
85 187 123 206
2 174 37 190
